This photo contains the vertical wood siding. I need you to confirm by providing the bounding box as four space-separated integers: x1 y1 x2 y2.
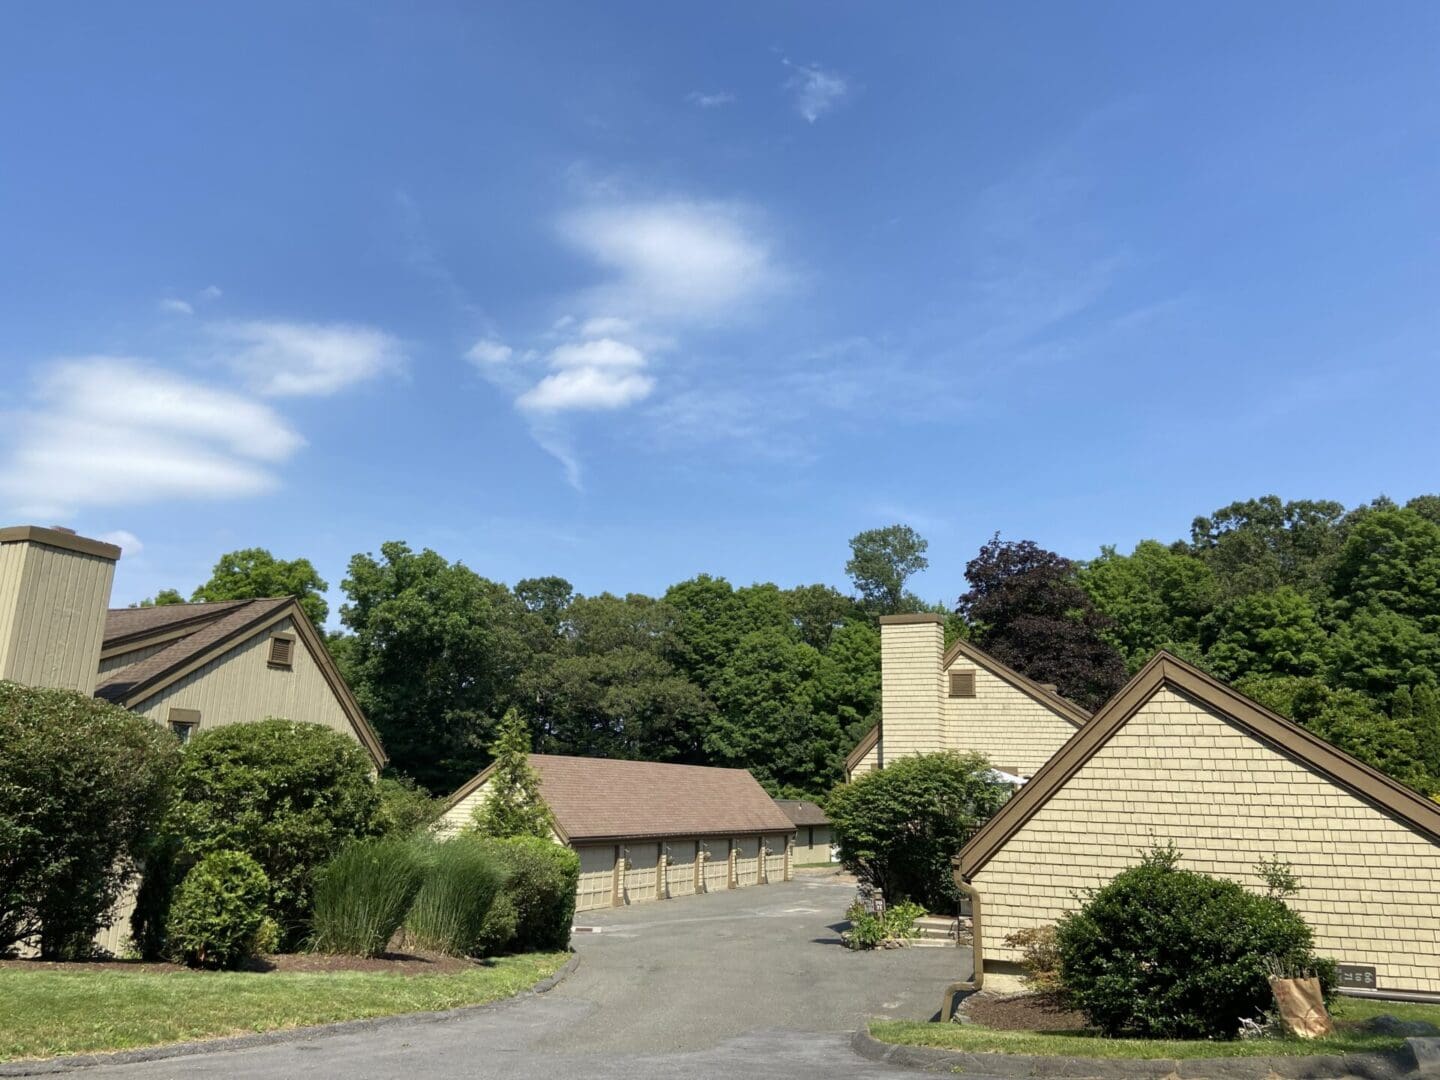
0 541 114 693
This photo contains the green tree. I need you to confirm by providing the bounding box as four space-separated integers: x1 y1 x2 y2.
664 575 786 685
1331 508 1440 621
340 541 526 791
192 547 330 627
1326 605 1440 698
1189 496 1346 601
1201 586 1328 680
1411 684 1440 780
958 535 1127 710
827 752 1010 910
845 525 929 616
783 583 861 650
132 588 185 608
472 710 551 839
1078 540 1214 670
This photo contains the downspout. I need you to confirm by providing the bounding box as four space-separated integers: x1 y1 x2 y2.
938 855 983 1021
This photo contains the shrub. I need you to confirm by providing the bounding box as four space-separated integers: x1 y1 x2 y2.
1056 846 1334 1039
471 836 578 954
311 837 426 957
167 850 270 969
375 776 441 837
845 899 925 950
826 752 1010 910
165 719 381 945
403 837 504 956
1003 925 1062 993
0 681 180 957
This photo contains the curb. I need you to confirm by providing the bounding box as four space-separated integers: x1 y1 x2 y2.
851 1028 1427 1080
0 950 581 1077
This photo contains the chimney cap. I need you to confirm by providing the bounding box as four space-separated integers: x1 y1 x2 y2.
0 525 122 561
878 613 945 626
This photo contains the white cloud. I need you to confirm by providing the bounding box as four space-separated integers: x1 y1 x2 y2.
518 366 655 413
559 199 782 323
687 91 736 108
97 529 142 556
159 298 194 316
220 320 405 397
0 358 304 517
547 338 645 370
200 285 223 300
783 60 848 123
465 338 514 367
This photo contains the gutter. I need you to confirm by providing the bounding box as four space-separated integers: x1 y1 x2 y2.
938 855 983 1020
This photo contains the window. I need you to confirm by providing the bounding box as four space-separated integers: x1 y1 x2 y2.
949 669 977 698
268 634 295 669
168 707 200 744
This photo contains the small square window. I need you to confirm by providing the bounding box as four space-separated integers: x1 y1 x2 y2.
949 670 977 698
168 707 200 744
268 635 295 668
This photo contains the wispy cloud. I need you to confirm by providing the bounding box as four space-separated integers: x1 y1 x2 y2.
97 529 143 556
220 320 406 397
159 297 194 316
782 59 848 123
0 358 304 518
686 90 736 108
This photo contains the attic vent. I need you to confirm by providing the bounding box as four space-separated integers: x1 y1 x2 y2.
268 634 295 669
949 670 977 698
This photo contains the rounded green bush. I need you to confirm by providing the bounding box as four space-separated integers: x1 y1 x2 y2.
167 850 270 969
471 836 579 955
826 751 1010 910
0 681 180 958
1056 847 1334 1039
164 718 381 945
402 836 503 956
311 837 426 957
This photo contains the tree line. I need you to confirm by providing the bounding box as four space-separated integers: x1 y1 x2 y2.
145 494 1440 800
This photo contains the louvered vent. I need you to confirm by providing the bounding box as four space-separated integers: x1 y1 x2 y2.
268 635 294 668
949 669 977 698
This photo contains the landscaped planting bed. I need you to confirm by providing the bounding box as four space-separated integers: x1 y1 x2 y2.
871 993 1440 1060
0 951 568 1062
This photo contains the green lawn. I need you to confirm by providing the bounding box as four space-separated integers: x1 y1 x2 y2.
0 952 568 1063
871 996 1440 1060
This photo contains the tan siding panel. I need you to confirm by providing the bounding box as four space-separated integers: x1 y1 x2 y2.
763 834 788 880
881 621 945 759
575 844 616 912
941 656 1076 777
0 541 114 693
734 836 760 887
701 839 730 892
972 687 1440 994
793 825 834 863
622 842 659 904
131 617 359 744
98 640 173 675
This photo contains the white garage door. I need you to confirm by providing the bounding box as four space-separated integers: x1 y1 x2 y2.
575 844 616 912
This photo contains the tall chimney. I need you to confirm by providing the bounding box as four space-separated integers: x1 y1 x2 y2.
879 614 946 761
0 526 121 695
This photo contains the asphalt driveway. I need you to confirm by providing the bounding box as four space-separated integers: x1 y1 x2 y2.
42 877 970 1079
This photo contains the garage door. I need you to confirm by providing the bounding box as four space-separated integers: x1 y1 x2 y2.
623 842 659 904
663 840 697 898
700 839 730 893
734 836 760 887
575 844 616 912
763 835 788 882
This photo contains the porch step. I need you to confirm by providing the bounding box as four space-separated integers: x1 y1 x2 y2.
912 914 972 944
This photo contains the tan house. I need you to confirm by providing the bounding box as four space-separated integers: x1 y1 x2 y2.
775 799 835 863
439 754 797 913
845 614 1090 782
958 651 1440 997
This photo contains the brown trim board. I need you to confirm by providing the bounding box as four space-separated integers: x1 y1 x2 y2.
844 723 879 773
957 651 1440 878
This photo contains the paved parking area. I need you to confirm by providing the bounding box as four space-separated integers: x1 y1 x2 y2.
49 878 971 1079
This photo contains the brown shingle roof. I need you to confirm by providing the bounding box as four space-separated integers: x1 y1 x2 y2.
96 598 292 703
102 600 253 648
448 754 797 843
773 799 830 827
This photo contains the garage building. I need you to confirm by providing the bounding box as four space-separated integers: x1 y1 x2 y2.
440 754 797 912
774 799 835 863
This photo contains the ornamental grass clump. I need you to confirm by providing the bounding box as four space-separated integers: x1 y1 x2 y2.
310 837 426 957
402 837 504 957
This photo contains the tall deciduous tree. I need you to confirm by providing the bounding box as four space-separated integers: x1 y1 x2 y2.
1201 586 1328 680
1189 496 1346 601
192 547 330 627
958 535 1127 710
1079 540 1215 670
339 542 525 792
845 525 929 616
472 710 550 839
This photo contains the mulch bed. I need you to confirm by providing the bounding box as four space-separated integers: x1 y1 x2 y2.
960 990 1089 1031
0 950 481 976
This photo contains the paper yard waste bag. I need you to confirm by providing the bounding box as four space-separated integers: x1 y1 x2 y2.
1269 976 1334 1038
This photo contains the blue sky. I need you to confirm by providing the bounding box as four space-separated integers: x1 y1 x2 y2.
3 3 1438 620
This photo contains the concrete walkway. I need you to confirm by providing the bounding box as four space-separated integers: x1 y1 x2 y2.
50 878 969 1079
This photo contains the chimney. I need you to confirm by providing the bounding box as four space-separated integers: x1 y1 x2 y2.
0 526 121 695
879 614 946 761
